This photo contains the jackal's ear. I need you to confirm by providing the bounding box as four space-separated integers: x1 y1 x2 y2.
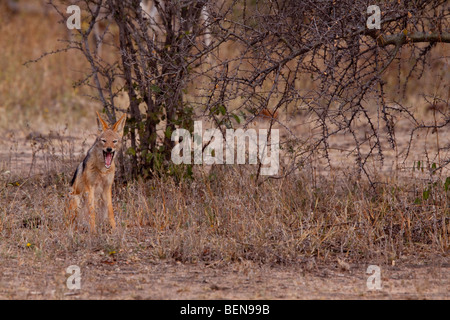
96 111 109 132
112 113 127 136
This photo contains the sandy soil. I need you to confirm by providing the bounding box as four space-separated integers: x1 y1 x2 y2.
0 255 448 300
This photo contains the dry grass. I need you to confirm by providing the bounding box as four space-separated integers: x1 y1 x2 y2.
0 157 448 266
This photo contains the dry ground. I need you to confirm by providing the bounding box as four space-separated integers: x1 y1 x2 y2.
0 246 448 300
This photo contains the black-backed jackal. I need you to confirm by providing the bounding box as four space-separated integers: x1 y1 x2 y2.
66 112 126 231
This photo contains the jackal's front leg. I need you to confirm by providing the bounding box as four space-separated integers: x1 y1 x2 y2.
105 185 116 229
65 192 80 228
85 186 97 232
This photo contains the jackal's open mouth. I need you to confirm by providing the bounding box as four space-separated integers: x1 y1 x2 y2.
103 151 115 169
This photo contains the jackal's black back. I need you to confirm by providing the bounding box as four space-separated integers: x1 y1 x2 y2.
70 152 90 186
70 166 78 187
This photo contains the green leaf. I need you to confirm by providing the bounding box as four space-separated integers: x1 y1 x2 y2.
165 127 173 139
422 188 430 201
126 147 136 156
218 105 226 115
444 177 450 191
232 113 241 124
150 85 161 93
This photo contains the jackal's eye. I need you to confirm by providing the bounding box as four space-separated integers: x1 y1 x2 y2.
101 139 107 144
113 140 118 144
